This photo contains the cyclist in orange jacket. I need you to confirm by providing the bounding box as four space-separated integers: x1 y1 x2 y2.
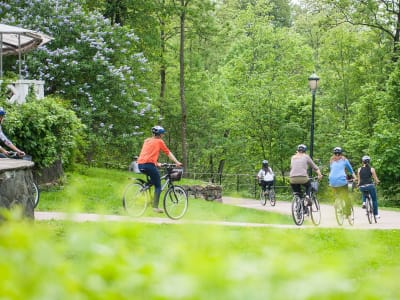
137 126 182 213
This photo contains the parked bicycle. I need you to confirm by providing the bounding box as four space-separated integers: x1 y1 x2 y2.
334 180 355 226
259 183 276 206
360 184 377 224
291 177 321 226
5 151 40 208
122 163 188 220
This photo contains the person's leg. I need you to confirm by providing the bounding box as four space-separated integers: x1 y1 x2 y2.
359 186 367 207
138 163 162 209
290 183 301 196
369 185 379 216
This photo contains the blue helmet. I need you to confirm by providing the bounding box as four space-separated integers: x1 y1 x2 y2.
0 107 6 116
151 125 165 136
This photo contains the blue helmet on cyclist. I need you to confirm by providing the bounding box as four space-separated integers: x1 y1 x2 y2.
262 160 268 167
0 107 6 116
333 147 343 155
151 125 165 136
362 155 370 164
297 144 307 153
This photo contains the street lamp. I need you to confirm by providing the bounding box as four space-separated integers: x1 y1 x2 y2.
308 72 319 161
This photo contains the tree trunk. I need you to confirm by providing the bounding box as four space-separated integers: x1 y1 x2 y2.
179 0 188 171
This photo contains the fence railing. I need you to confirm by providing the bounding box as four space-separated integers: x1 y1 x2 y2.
185 171 292 199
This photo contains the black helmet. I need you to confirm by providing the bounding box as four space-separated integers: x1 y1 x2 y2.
297 144 307 152
262 160 268 166
0 107 6 116
362 155 370 164
333 147 343 154
151 125 165 136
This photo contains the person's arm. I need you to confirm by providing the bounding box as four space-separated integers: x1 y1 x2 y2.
345 159 357 180
371 167 380 184
167 152 182 167
0 146 8 156
5 142 25 157
308 156 323 179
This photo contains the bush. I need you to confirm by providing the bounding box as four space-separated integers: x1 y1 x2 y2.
2 96 86 169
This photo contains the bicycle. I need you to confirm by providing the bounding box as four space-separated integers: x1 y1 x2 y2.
360 184 377 224
122 163 188 220
6 151 40 208
334 181 355 226
291 177 321 226
259 182 276 206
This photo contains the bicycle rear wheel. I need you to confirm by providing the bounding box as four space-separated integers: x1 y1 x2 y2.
310 193 321 226
291 195 304 226
269 189 276 206
260 190 267 206
123 182 149 217
163 185 188 220
366 195 373 224
348 205 354 225
335 199 345 226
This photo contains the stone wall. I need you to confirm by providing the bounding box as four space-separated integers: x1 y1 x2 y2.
0 159 35 218
183 184 222 201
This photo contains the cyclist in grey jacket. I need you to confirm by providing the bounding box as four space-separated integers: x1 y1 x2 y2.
289 144 323 202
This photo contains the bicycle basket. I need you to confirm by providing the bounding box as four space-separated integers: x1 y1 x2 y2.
311 180 319 192
169 168 183 181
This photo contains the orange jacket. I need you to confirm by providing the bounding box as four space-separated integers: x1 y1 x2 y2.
137 137 170 165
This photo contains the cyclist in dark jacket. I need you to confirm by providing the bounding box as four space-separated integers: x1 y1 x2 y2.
357 155 380 218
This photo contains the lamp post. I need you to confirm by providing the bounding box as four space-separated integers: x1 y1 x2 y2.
308 72 319 161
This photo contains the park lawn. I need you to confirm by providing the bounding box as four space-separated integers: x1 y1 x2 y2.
0 219 399 299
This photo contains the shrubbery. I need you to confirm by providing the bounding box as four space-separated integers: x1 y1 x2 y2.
2 96 85 169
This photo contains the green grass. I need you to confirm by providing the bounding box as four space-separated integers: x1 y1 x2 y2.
0 219 399 299
38 165 293 224
1 165 399 299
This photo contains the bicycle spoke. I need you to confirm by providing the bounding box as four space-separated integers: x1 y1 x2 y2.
163 186 188 220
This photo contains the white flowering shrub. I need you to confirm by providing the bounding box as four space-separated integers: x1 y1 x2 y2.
0 0 156 162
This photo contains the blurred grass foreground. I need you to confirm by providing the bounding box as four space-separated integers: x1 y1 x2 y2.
0 218 399 299
1 165 399 299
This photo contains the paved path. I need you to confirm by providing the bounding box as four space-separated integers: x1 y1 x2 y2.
35 197 400 230
222 197 400 230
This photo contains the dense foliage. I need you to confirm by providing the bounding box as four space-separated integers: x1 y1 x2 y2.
1 0 399 198
1 96 84 169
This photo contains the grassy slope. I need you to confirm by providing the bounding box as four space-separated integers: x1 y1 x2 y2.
1 166 398 299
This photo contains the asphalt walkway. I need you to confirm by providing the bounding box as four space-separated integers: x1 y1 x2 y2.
35 196 400 230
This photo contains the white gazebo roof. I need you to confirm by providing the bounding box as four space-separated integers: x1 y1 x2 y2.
0 23 53 78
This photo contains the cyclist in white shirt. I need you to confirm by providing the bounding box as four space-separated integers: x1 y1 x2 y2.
257 160 275 194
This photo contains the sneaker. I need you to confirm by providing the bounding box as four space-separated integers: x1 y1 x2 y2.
362 202 366 209
304 196 311 206
375 214 380 219
153 208 164 213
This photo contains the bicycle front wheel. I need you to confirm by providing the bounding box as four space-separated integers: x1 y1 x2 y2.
310 193 321 226
31 182 40 208
269 189 276 206
163 186 188 220
260 190 267 206
348 205 354 225
123 182 149 217
335 199 345 226
291 195 304 226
